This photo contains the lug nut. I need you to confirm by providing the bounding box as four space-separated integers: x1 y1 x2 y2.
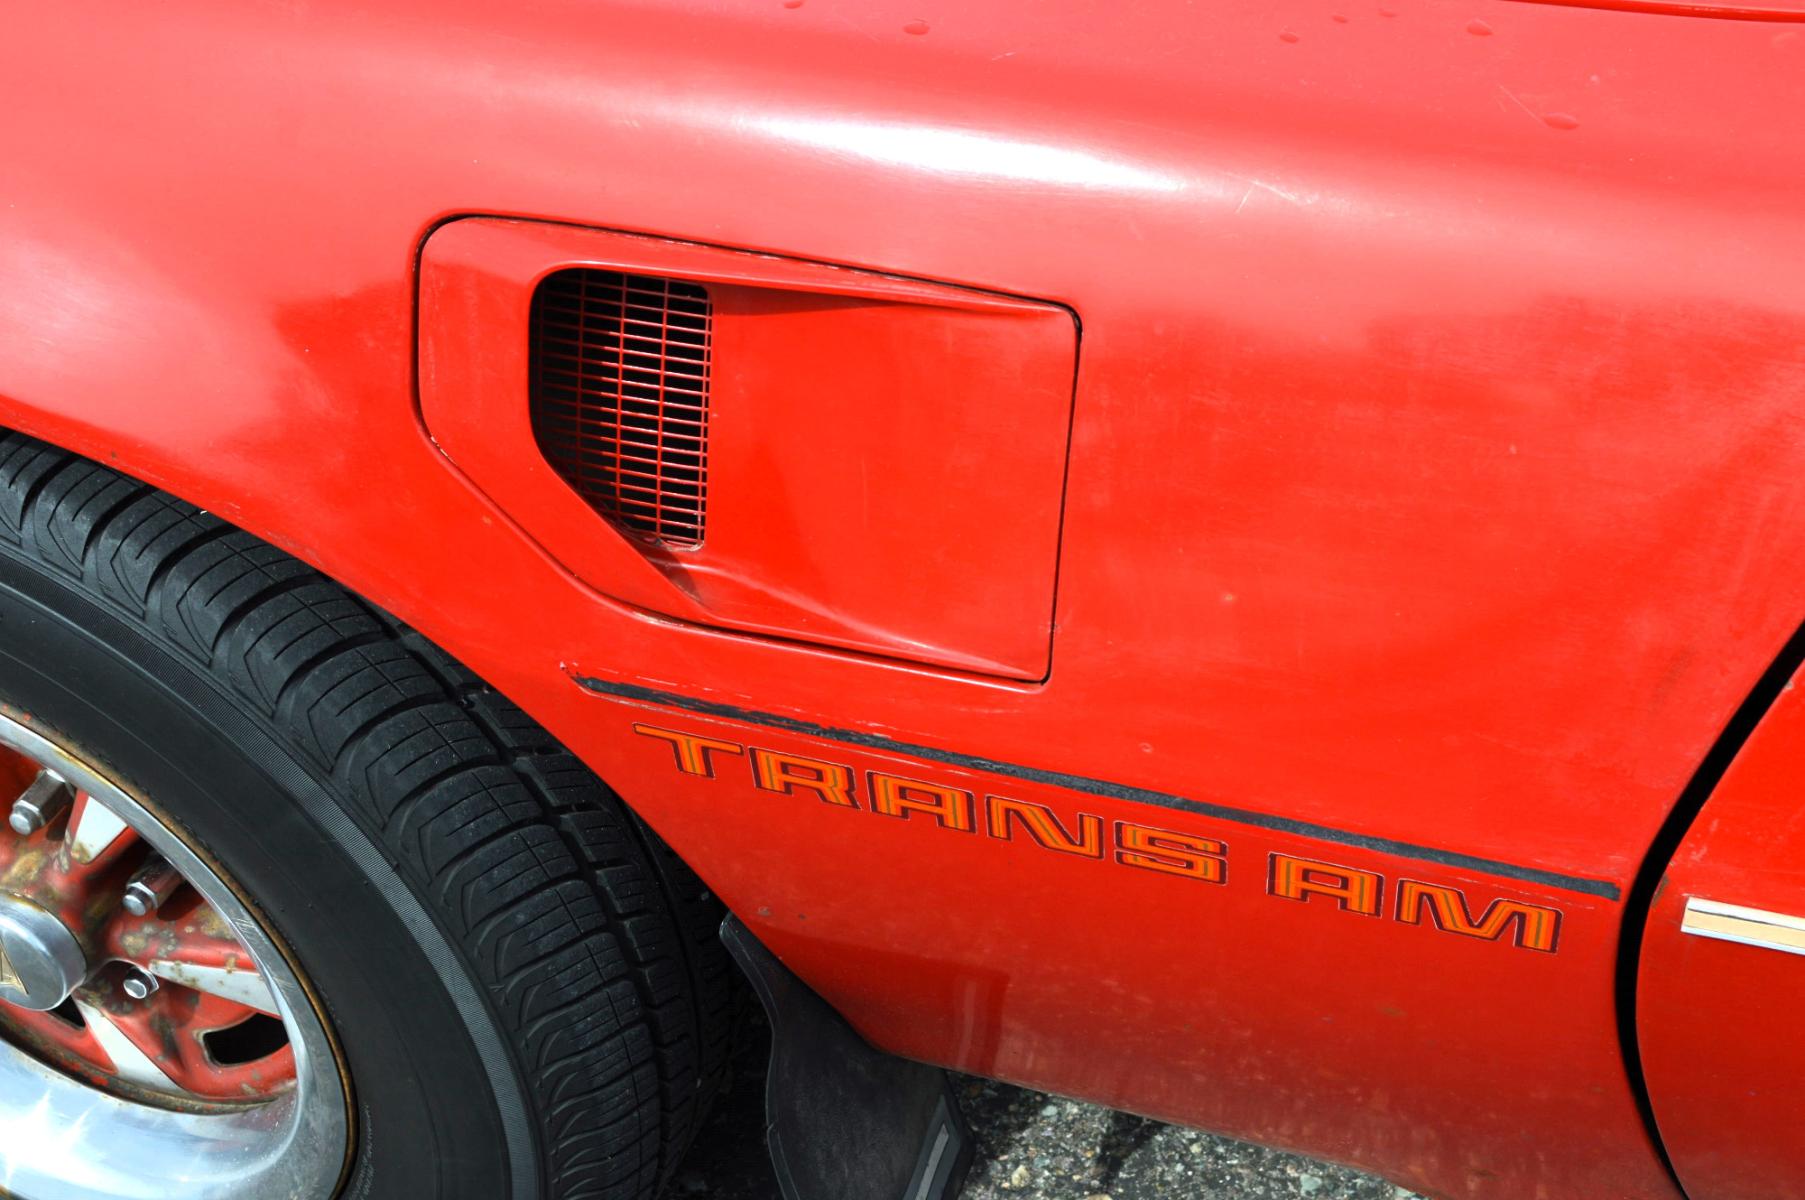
122 858 183 917
8 770 73 836
121 966 160 1001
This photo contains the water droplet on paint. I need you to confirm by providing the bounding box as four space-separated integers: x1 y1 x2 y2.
1333 12 1350 21
783 0 804 8
903 18 930 34
1542 111 1581 130
1467 18 1494 34
1280 29 1301 41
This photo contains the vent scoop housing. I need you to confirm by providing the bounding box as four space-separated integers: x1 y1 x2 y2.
418 218 1076 680
530 269 712 548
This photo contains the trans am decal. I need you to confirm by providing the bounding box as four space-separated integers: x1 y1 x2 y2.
631 722 1564 953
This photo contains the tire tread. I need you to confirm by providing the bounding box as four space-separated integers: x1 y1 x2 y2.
0 430 734 1199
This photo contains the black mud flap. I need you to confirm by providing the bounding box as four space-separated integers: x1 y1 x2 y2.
721 916 973 1200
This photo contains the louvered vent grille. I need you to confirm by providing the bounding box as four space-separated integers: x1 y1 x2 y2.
529 268 712 548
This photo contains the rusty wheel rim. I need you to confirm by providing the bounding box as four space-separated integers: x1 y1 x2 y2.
0 711 348 1199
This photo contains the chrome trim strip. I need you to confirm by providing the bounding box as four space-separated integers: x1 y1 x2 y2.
1681 896 1805 957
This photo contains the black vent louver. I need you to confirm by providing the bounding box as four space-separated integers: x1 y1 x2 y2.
529 268 712 548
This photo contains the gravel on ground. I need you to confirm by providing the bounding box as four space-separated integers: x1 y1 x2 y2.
673 1019 1424 1200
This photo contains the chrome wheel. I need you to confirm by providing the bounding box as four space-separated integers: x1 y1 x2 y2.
0 711 349 1199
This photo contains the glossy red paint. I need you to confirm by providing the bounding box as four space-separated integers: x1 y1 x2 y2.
1519 0 1805 20
3 1 1803 1196
1638 664 1805 1200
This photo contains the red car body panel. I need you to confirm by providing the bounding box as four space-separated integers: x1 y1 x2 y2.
1639 660 1805 1200
3 3 1803 1197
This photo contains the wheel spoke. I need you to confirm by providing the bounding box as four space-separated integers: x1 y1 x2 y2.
0 1002 95 1067
65 792 135 865
146 958 280 1016
71 999 183 1092
105 900 284 1017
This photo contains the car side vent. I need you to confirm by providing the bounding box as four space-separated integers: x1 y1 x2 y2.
529 268 712 549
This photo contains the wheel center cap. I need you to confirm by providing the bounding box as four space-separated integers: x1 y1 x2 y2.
0 894 87 1011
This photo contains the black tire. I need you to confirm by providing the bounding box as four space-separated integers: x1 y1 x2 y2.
0 430 735 1198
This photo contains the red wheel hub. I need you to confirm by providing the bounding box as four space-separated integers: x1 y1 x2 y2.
0 747 295 1105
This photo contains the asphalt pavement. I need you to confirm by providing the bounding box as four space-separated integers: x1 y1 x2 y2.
673 1020 1423 1200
